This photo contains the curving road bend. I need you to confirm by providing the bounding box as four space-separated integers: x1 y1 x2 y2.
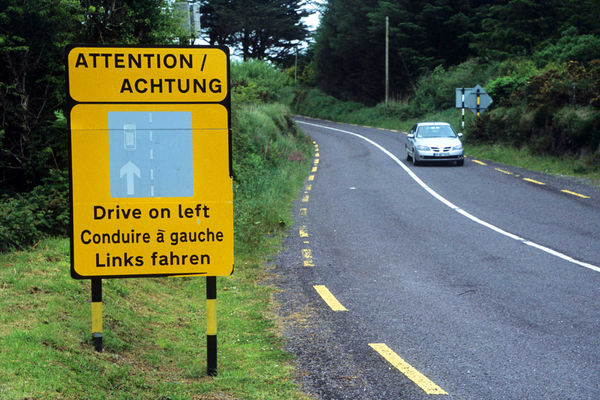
274 116 600 400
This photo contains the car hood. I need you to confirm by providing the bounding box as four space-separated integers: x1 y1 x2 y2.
415 137 462 147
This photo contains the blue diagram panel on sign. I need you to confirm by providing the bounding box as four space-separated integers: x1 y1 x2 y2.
108 111 193 198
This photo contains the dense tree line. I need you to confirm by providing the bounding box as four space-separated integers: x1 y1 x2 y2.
313 0 600 103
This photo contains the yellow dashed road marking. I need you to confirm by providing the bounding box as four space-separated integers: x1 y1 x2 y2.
302 249 314 266
299 226 309 238
369 343 448 395
312 166 318 172
472 159 487 166
308 175 315 181
313 285 348 311
561 189 590 199
523 177 545 185
495 168 513 175
299 208 307 216
302 194 309 202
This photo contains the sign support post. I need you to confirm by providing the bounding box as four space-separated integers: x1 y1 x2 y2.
206 276 218 376
461 87 465 129
91 278 103 352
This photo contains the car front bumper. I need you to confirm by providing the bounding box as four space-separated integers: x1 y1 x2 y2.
415 150 464 162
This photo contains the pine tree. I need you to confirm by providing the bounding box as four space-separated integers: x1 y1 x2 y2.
201 0 310 63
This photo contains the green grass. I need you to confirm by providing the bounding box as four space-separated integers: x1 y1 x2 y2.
0 237 311 399
464 143 600 185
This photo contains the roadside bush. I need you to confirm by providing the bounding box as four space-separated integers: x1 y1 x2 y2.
232 103 306 182
409 59 494 116
469 106 523 145
232 103 312 253
0 169 69 251
525 61 600 109
229 60 313 253
534 27 600 66
487 75 529 107
231 59 292 105
0 197 39 252
292 88 363 120
553 106 600 154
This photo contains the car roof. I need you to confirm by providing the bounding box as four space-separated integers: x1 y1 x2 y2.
416 122 451 126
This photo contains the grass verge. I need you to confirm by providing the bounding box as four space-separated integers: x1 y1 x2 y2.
463 143 600 186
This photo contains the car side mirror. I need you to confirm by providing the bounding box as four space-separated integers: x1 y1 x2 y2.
457 133 463 138
407 133 415 139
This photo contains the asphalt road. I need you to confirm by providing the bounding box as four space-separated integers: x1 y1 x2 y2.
274 116 600 400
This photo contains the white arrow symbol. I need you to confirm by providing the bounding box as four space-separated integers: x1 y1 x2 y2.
120 161 140 195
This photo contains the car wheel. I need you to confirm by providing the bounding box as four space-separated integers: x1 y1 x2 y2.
457 159 464 166
412 154 419 166
406 147 412 162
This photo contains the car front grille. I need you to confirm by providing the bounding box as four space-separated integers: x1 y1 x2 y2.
431 146 452 152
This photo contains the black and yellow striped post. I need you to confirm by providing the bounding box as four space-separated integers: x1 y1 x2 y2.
461 87 465 129
206 276 218 376
91 278 103 352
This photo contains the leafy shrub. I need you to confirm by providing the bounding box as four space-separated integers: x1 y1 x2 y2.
525 61 600 109
231 103 312 253
0 197 40 252
534 27 600 65
231 59 292 105
409 59 494 116
553 106 600 153
487 75 529 107
292 88 364 120
0 169 69 251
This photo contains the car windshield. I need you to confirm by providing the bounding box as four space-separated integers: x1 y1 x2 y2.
416 125 456 138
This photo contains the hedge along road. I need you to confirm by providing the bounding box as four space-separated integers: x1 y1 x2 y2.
274 116 600 400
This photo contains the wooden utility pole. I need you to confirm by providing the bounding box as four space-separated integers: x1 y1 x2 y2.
385 16 389 109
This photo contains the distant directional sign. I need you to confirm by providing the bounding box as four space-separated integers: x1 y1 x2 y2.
455 84 493 114
66 45 233 279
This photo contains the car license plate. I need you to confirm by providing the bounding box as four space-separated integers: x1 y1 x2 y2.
436 152 449 157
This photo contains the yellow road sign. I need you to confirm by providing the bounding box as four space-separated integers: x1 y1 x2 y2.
66 46 233 279
67 46 228 103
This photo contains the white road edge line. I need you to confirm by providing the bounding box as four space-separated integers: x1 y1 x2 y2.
297 120 600 274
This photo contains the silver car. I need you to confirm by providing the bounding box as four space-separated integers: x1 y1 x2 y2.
406 122 464 166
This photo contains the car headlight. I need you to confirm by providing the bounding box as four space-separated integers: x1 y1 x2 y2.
416 144 431 151
452 144 463 150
